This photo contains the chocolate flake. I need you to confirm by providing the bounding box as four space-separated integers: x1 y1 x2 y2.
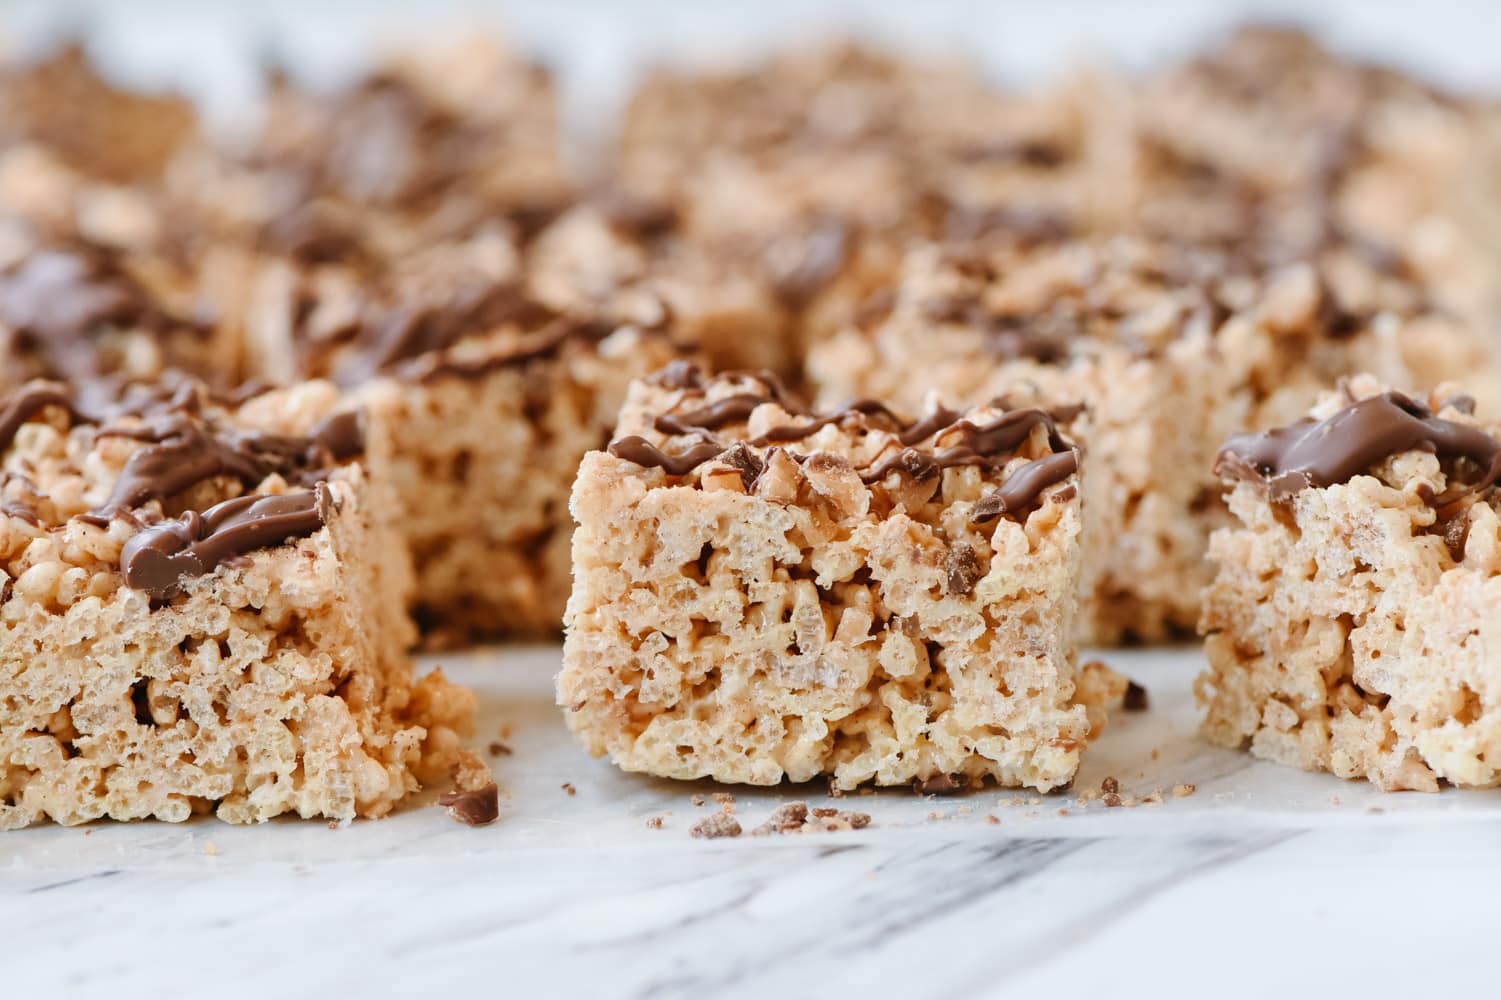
944 544 982 596
439 783 500 826
913 773 969 796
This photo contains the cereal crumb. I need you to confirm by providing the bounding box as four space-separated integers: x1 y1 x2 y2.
203 841 220 856
928 811 946 821
1056 808 1069 816
1172 783 1196 798
691 795 706 807
985 815 1001 825
1102 792 1123 808
487 741 512 757
561 783 577 796
690 813 743 839
646 816 664 829
712 791 736 805
1151 748 1160 761
1101 776 1119 794
751 801 870 835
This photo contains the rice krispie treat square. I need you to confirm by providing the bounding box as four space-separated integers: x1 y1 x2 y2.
1134 25 1501 331
808 233 1496 643
558 365 1116 792
0 240 239 395
1200 375 1501 791
0 378 477 828
241 230 687 638
612 44 1116 372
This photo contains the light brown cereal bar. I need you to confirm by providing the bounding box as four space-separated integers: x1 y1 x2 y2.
0 377 476 828
1200 375 1501 790
559 365 1117 792
808 233 1496 643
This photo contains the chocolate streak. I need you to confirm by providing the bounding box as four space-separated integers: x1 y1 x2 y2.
614 379 1077 522
0 382 80 450
970 451 1081 523
1216 391 1501 502
120 487 331 599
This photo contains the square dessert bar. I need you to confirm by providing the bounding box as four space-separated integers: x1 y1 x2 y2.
240 231 686 639
0 378 476 828
807 234 1498 644
1200 376 1501 790
559 365 1120 792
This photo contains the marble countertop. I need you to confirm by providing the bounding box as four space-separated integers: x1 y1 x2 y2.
6 646 1499 998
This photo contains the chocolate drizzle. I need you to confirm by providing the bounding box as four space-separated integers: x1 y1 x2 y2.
120 487 331 599
858 409 1068 484
0 246 203 384
0 382 81 451
611 370 1077 522
608 436 728 476
971 451 1081 523
1216 391 1501 502
84 412 358 525
0 379 365 526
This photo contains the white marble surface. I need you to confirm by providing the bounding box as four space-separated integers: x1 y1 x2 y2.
6 646 1501 999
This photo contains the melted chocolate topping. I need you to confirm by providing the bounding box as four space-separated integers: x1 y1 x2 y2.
120 487 330 599
858 409 1067 484
1216 391 1501 502
0 382 81 451
612 379 1075 523
0 246 201 384
608 436 728 476
970 451 1080 523
1 379 364 526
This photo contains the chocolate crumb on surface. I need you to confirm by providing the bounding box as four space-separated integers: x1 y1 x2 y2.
913 773 969 796
690 813 743 839
1123 680 1150 711
561 782 577 796
487 741 512 757
439 783 500 826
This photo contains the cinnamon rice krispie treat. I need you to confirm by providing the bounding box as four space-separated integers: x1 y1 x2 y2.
240 229 687 637
0 378 477 828
808 233 1497 643
559 365 1117 792
1199 376 1501 791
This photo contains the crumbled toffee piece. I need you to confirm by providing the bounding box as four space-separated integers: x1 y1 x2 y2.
0 376 476 829
1199 375 1501 791
689 813 743 839
558 367 1120 793
439 783 500 827
750 801 871 835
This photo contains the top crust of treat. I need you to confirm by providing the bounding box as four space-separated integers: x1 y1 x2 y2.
1216 383 1501 503
1 375 364 598
606 365 1079 523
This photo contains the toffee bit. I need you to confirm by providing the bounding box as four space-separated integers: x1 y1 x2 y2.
690 813 742 839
